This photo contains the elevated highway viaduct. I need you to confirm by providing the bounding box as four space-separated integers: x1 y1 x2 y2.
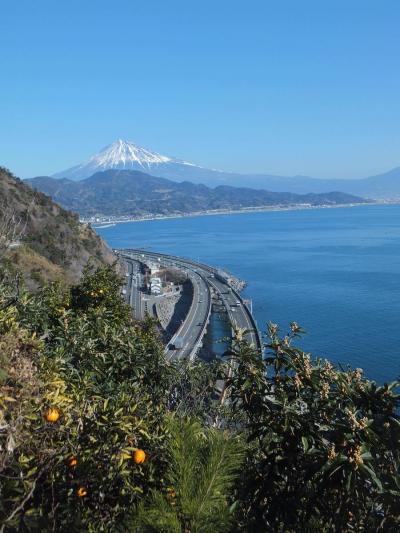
118 249 262 360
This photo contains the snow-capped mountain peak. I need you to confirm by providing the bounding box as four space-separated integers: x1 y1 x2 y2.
90 139 174 169
52 139 201 181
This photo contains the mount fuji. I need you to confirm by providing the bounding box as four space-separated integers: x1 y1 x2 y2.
49 139 400 199
52 139 231 184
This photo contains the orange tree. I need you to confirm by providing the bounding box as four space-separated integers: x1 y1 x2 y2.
227 323 400 532
0 265 177 531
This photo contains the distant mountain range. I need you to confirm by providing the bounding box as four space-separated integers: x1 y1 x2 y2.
49 139 400 199
27 169 367 218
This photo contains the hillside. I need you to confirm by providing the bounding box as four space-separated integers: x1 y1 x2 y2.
27 169 367 217
0 167 115 287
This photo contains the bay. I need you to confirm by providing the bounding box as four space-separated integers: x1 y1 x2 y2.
97 204 400 383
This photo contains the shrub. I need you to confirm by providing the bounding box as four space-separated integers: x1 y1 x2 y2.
0 266 175 531
227 323 400 532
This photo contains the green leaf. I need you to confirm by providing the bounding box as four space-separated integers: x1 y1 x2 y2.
301 436 309 453
359 463 383 492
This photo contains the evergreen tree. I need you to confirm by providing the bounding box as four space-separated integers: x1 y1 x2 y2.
129 417 244 533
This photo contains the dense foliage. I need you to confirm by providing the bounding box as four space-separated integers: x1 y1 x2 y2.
228 324 400 532
0 265 399 532
0 266 174 530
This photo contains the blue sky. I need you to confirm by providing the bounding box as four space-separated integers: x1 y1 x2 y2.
1 0 399 179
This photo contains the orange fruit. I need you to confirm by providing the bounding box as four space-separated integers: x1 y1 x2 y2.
166 487 176 500
44 407 60 423
133 449 146 464
76 486 88 498
67 456 78 468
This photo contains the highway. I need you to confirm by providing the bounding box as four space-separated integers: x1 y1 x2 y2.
165 266 211 360
124 257 143 319
208 276 260 347
118 249 262 360
123 249 261 349
121 251 212 360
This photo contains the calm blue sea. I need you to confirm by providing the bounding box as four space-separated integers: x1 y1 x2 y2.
97 204 400 384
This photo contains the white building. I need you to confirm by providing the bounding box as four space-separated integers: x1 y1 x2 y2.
148 262 160 275
150 277 162 295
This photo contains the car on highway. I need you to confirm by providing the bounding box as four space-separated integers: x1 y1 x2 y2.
171 336 184 349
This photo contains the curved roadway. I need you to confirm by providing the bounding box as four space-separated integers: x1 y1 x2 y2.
119 249 262 359
121 251 212 360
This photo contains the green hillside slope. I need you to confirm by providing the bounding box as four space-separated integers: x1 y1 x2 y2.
0 167 115 287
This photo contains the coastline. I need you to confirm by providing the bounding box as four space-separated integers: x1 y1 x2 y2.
86 200 389 228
